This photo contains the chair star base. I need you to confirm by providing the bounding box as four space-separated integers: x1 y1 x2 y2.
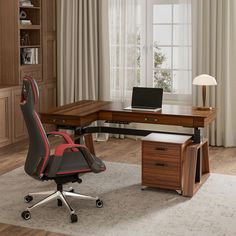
22 183 103 223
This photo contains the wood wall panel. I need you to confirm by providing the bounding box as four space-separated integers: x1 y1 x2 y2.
20 65 42 83
39 82 56 132
46 40 57 80
39 82 56 112
0 13 1 84
0 0 19 85
12 88 27 142
0 90 12 147
42 0 57 83
45 83 57 110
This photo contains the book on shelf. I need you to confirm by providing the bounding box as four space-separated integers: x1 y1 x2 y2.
20 20 32 25
19 0 34 7
21 48 39 65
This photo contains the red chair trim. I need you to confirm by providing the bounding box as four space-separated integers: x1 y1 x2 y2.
47 131 78 152
54 143 88 157
47 131 74 143
56 169 92 175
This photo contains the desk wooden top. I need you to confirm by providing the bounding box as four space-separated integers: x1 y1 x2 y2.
40 100 216 128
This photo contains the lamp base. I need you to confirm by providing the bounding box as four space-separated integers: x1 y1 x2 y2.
195 107 213 111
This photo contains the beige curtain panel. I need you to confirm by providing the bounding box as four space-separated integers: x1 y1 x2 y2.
192 0 236 147
57 0 110 105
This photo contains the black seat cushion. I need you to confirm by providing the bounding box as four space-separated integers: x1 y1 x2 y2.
45 151 106 176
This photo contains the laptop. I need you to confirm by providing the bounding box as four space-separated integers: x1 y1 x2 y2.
124 87 163 112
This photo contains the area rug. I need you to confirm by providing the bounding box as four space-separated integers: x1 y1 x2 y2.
0 162 236 236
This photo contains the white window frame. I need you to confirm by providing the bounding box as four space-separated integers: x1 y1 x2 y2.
145 0 192 103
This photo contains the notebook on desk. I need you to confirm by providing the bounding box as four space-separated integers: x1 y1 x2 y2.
124 87 163 112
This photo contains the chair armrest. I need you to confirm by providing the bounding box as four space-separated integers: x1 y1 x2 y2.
54 143 88 157
47 131 74 144
53 143 105 174
47 131 78 152
46 144 87 178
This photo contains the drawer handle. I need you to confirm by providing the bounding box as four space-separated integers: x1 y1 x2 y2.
155 162 168 167
144 117 158 122
155 147 167 151
52 119 66 124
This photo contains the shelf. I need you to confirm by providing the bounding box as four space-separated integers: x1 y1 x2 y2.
20 45 40 48
20 6 40 10
0 85 19 90
20 64 42 68
20 25 41 30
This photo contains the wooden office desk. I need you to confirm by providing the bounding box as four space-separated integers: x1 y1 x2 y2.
40 100 216 135
40 100 216 196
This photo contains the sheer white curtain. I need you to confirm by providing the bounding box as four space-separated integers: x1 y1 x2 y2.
109 0 141 102
108 0 142 139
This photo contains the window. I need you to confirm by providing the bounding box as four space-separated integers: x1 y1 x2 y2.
146 0 192 101
109 0 192 102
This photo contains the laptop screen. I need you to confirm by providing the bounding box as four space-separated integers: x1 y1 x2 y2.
131 87 163 109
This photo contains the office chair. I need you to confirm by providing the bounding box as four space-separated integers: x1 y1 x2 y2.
20 77 106 223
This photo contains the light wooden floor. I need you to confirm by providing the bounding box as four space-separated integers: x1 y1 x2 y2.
0 138 236 235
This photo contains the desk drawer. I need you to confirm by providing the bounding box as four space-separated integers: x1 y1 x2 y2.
142 141 180 159
142 159 181 189
111 112 194 127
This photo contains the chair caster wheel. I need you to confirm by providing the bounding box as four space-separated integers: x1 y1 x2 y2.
57 199 63 206
96 199 103 208
24 195 33 203
21 210 31 220
70 213 78 223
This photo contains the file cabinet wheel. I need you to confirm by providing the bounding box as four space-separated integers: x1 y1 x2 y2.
96 199 103 208
21 210 31 220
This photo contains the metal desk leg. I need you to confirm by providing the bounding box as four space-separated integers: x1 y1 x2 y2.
193 127 201 143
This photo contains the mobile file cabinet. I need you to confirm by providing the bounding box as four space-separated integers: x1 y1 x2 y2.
142 133 210 196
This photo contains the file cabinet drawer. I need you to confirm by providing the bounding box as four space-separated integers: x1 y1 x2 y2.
142 133 192 190
142 141 180 160
142 156 181 189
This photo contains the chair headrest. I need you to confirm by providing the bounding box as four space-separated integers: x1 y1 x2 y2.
21 77 39 106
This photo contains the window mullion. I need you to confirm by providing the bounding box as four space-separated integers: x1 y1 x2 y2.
171 4 174 95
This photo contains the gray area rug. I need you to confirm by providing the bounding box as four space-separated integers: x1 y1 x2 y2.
0 162 236 236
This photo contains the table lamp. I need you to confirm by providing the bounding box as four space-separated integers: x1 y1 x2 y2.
193 74 217 110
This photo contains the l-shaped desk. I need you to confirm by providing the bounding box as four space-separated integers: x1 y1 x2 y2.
40 100 216 143
40 100 216 193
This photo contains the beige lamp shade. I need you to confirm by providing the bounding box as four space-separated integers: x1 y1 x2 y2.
193 74 217 110
193 74 217 86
